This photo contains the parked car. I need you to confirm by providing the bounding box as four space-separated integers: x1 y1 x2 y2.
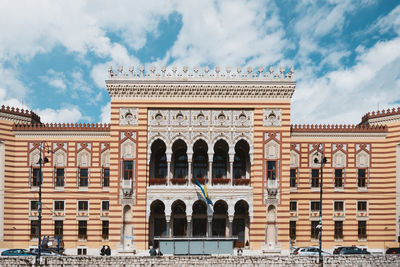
386 248 400 254
333 246 370 255
30 248 63 256
1 249 35 256
293 247 330 256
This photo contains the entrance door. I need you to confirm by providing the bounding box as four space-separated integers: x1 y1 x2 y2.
173 218 187 237
233 218 245 247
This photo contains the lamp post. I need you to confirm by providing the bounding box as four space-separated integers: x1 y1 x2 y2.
314 145 327 266
36 142 49 265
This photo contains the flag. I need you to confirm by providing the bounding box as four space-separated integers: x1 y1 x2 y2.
193 177 213 205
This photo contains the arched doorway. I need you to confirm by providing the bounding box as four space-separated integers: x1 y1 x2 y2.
233 200 249 248
122 205 133 250
171 200 187 237
192 200 207 237
233 140 250 179
212 200 228 237
149 139 167 179
149 200 166 248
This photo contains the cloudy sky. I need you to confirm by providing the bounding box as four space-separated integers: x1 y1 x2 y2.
1 0 399 125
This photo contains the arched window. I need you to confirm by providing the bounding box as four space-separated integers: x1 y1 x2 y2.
155 154 167 178
233 150 246 179
193 152 208 179
213 149 227 178
174 149 188 178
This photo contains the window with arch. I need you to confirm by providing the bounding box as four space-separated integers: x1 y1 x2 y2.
233 150 246 179
155 154 167 178
213 149 227 178
174 149 188 178
193 152 208 179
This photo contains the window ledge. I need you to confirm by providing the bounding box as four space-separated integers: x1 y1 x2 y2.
30 187 39 192
78 187 89 192
290 187 298 192
54 187 65 192
358 187 368 192
334 188 344 192
310 187 320 192
102 187 110 192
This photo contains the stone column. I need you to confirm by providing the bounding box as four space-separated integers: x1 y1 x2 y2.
187 215 192 237
229 153 235 186
187 152 192 187
166 151 172 185
165 215 171 237
207 216 213 237
208 160 213 185
228 215 234 237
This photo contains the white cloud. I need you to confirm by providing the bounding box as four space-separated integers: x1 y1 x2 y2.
40 69 67 91
35 106 88 123
100 102 111 123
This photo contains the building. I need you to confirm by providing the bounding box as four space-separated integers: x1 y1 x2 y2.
0 66 399 255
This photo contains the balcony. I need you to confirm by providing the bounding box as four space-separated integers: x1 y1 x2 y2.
191 178 206 184
170 178 188 185
122 179 132 189
212 178 230 185
233 178 250 186
149 178 167 185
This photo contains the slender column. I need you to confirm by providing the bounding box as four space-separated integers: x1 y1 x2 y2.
229 215 234 237
165 215 171 237
229 153 234 186
208 160 213 185
187 160 192 186
166 151 172 185
207 216 213 237
187 215 192 237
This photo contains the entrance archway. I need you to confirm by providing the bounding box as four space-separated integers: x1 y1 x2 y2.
212 200 228 237
149 200 166 248
192 200 207 237
171 200 187 237
233 200 249 248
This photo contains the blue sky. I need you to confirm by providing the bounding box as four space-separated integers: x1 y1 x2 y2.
1 0 400 124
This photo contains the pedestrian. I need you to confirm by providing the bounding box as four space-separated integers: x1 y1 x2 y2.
100 245 106 256
149 245 156 256
105 245 111 256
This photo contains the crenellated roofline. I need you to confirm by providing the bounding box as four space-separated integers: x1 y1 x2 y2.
0 105 41 123
291 124 387 133
13 123 110 131
361 107 400 125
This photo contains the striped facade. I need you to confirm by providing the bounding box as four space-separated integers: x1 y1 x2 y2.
0 66 398 255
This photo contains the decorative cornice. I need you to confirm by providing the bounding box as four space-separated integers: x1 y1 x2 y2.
106 66 296 100
0 105 41 123
291 124 387 133
13 131 110 139
361 107 400 125
291 132 387 140
13 123 110 131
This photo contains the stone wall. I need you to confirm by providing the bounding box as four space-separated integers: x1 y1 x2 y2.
1 255 400 267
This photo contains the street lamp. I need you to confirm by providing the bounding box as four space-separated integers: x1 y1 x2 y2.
36 142 49 265
314 145 327 266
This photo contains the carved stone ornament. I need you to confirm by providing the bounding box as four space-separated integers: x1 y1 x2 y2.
120 108 138 126
263 109 282 126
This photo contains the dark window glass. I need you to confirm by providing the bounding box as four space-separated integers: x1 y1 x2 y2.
78 221 87 240
155 154 167 178
334 201 344 212
54 220 63 238
32 168 41 187
30 220 39 239
79 168 88 187
290 201 297 212
77 248 87 255
31 201 38 212
193 152 208 179
311 169 319 187
311 221 319 239
289 221 296 240
123 161 133 180
358 169 366 187
102 220 109 240
103 168 110 187
335 169 343 188
358 221 367 239
311 201 320 212
54 201 64 211
213 150 227 179
290 168 297 187
267 161 276 180
174 151 188 178
233 150 246 179
334 221 343 239
56 168 64 187
102 201 109 211
78 201 88 211
357 201 367 211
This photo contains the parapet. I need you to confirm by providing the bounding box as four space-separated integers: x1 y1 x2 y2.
13 123 110 131
291 124 387 133
361 107 400 125
0 105 41 124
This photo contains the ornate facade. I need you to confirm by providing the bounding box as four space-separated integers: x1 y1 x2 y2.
0 66 399 255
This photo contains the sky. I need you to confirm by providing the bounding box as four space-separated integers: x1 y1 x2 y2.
1 0 400 125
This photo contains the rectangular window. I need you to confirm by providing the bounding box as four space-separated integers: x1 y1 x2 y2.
78 200 88 211
102 220 109 240
357 201 367 212
54 220 63 238
123 160 133 180
32 168 41 187
334 169 343 188
102 201 109 211
289 221 296 241
77 248 87 255
311 221 319 239
311 169 319 188
358 169 366 188
54 200 64 211
290 201 297 212
55 168 65 187
290 168 297 188
334 221 343 240
103 168 110 187
334 201 344 212
311 201 320 212
30 220 39 239
78 221 87 240
79 168 88 187
358 220 367 239
267 161 276 180
30 200 38 212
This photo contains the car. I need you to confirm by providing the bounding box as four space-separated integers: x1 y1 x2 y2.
30 248 63 256
1 249 35 256
333 246 370 255
386 248 400 254
293 247 330 256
